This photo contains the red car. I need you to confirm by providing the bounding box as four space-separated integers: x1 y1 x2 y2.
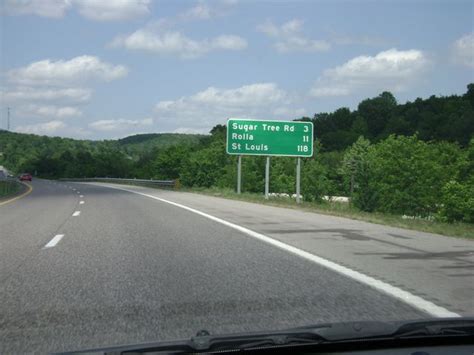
19 173 32 181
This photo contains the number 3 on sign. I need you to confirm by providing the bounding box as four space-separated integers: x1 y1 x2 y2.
304 126 309 132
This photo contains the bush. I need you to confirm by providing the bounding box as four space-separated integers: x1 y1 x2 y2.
368 135 445 216
439 181 474 223
301 159 331 202
342 135 469 217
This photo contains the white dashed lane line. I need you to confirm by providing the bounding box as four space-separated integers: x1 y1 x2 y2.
43 185 84 251
80 195 84 198
43 234 64 249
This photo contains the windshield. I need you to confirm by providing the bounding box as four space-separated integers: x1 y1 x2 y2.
0 0 473 353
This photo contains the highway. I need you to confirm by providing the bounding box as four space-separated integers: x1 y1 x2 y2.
1 179 473 353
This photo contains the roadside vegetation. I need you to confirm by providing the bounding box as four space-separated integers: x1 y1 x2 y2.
0 180 21 198
1 84 473 230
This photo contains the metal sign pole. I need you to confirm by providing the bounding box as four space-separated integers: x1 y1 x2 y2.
265 156 270 199
296 157 301 204
237 155 242 194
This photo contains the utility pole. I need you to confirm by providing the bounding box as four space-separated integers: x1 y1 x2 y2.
7 107 10 131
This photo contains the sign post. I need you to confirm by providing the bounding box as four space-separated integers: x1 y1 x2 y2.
237 155 242 194
296 157 301 204
226 118 313 199
265 156 270 199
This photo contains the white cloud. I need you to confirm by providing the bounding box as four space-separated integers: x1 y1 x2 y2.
257 19 330 53
180 2 212 20
3 0 71 18
109 29 247 58
16 120 67 134
3 0 150 21
72 0 151 21
15 120 92 137
452 33 474 68
7 55 128 86
178 0 237 21
309 87 351 97
2 87 91 103
153 83 303 132
310 48 429 97
4 57 126 129
89 118 153 131
189 83 287 106
17 104 82 118
273 107 306 117
211 35 247 50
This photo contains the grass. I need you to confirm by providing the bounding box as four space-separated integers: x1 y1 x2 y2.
0 180 21 198
181 186 474 240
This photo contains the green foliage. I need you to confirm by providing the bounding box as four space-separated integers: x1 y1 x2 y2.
316 150 345 195
301 158 331 202
152 145 193 180
180 140 230 188
341 136 371 188
0 180 21 197
439 181 474 223
270 157 296 193
341 135 472 218
367 136 444 215
0 130 196 179
118 133 204 156
313 84 474 151
241 156 265 193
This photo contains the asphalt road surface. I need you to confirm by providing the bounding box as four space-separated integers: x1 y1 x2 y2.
1 179 473 353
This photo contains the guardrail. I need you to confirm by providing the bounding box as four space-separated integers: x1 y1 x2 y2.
59 177 178 189
0 178 23 197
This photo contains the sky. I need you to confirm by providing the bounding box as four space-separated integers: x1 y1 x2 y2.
1 0 473 140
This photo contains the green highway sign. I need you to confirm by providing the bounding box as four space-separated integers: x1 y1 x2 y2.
226 118 314 157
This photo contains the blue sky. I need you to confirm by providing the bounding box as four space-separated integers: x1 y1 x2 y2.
1 0 473 139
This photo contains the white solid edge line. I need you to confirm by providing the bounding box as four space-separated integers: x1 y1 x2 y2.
44 234 64 248
91 183 460 318
72 211 81 216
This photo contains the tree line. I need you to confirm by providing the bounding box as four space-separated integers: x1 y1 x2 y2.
0 84 473 223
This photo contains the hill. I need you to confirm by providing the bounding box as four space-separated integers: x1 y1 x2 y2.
0 130 206 178
118 133 205 154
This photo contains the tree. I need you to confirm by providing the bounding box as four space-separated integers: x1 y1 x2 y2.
362 135 462 216
301 158 330 202
439 181 474 223
180 140 229 187
152 145 192 179
357 91 397 139
341 136 371 197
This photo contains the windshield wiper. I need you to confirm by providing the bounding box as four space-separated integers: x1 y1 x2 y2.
57 318 474 354
189 328 327 351
390 319 474 338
